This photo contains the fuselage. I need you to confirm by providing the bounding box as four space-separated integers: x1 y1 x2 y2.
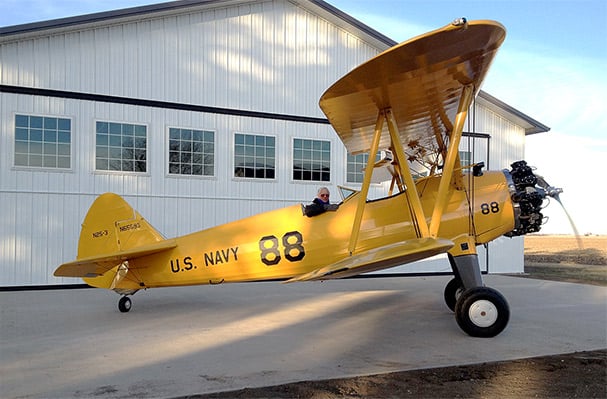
85 170 515 291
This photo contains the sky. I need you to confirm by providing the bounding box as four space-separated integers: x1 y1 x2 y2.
1 0 606 234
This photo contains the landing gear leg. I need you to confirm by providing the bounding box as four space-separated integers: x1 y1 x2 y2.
118 296 132 313
444 253 480 312
448 253 483 290
447 253 510 337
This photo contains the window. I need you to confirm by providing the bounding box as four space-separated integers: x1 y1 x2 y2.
96 121 147 172
459 150 472 167
14 114 71 169
168 128 215 176
346 152 381 183
234 133 275 179
293 138 330 182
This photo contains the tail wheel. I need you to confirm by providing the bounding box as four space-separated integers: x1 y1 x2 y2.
118 296 132 313
455 287 509 337
444 277 465 312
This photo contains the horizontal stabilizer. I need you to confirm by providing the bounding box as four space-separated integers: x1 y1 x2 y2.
54 239 177 277
286 238 453 282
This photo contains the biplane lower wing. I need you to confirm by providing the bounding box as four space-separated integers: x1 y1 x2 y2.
286 238 453 282
53 239 177 278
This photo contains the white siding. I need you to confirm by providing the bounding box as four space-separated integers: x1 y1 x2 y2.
472 102 526 273
1 1 378 116
0 0 383 286
0 0 532 286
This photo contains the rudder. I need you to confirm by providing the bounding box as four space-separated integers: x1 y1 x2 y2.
77 193 165 260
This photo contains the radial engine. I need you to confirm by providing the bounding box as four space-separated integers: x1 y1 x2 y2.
504 160 563 237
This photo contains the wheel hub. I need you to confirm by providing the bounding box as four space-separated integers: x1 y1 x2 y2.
468 299 498 327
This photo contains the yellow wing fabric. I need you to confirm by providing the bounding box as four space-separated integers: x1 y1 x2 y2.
54 239 177 278
319 20 505 171
286 238 453 282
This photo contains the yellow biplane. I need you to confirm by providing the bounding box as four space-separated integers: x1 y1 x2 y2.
55 19 561 337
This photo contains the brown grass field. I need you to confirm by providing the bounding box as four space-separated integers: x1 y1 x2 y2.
523 234 607 286
524 234 606 264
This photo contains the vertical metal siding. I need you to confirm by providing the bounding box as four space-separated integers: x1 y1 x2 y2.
0 0 381 286
0 0 530 285
472 102 526 273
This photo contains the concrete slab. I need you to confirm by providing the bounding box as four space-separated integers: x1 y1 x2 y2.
1 275 605 398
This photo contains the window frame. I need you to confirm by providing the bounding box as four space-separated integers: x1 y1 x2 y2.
345 151 383 184
12 113 73 171
459 150 472 167
94 119 149 174
291 137 332 183
166 126 216 178
232 132 277 180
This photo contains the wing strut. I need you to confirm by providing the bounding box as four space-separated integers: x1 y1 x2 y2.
428 85 474 238
386 108 430 238
348 111 384 255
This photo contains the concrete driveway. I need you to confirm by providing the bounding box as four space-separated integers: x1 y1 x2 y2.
1 275 605 398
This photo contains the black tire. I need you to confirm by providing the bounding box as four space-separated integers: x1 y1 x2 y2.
444 277 464 312
118 296 132 313
455 287 509 337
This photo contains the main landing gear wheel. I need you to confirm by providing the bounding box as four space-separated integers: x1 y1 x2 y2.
118 296 132 313
455 287 510 338
444 277 465 312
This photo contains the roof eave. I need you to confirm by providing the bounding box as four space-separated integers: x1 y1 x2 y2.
1 0 398 50
0 0 241 38
477 90 550 135
301 0 397 48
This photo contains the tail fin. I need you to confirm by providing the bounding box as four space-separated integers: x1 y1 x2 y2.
54 193 176 279
77 192 165 258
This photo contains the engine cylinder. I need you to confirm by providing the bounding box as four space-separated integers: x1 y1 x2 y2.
503 160 546 236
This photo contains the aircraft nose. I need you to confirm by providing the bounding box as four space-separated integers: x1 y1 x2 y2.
503 160 547 236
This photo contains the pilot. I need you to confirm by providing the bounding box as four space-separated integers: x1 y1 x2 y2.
303 187 339 217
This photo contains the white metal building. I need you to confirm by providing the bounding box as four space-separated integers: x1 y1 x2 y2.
0 0 548 287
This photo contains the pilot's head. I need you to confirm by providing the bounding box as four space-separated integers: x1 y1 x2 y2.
317 187 330 203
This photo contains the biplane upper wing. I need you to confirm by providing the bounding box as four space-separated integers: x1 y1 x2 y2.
286 238 453 282
319 20 506 166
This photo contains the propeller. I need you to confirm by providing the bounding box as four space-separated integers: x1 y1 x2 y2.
504 160 583 249
535 174 584 250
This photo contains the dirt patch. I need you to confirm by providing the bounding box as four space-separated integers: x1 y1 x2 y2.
187 350 606 399
180 236 607 399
